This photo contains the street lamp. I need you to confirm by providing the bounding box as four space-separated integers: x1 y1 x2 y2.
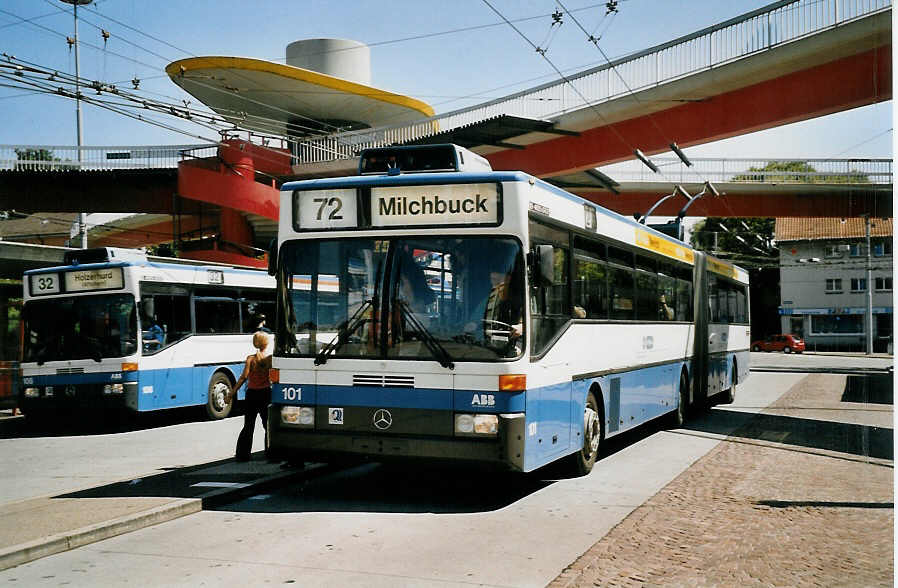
60 0 92 248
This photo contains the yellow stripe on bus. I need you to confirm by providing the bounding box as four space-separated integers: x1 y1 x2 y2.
706 256 739 279
634 228 695 265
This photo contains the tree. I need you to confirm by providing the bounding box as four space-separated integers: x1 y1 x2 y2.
690 217 775 261
691 160 872 262
733 160 869 184
14 148 76 171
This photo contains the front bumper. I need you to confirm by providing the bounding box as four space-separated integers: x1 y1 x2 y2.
267 405 526 471
20 381 137 414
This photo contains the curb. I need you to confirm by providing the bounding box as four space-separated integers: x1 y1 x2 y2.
0 499 201 571
0 462 320 571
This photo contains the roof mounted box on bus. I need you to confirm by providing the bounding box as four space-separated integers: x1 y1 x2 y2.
358 144 492 175
63 247 147 266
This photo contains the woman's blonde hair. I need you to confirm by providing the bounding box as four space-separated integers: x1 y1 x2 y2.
252 331 269 351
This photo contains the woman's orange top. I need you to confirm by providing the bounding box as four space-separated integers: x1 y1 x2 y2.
247 354 271 389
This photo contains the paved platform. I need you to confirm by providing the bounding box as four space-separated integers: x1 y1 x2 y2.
550 372 894 587
0 455 311 571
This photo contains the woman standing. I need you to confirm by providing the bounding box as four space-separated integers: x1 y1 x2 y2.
228 331 272 461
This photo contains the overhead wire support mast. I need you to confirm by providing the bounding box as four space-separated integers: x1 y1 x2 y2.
59 0 91 249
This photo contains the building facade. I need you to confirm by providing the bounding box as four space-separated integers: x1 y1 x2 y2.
777 217 893 352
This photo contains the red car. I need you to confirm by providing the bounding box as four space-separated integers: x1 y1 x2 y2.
751 334 805 353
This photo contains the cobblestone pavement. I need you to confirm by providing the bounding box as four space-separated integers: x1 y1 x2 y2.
550 374 894 587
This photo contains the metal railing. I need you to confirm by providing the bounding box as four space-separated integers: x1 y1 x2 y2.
294 0 891 164
598 157 893 185
0 144 218 172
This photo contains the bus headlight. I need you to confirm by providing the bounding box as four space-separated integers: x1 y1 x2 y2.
474 414 498 435
103 384 124 395
24 387 39 398
44 386 54 397
455 414 498 436
282 406 314 427
455 414 474 433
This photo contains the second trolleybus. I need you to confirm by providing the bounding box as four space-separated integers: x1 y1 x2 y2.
19 247 275 422
265 144 750 475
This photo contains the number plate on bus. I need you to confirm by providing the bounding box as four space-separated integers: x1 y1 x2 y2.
295 189 358 230
30 273 61 296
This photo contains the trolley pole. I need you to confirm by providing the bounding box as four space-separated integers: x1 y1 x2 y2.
61 0 92 248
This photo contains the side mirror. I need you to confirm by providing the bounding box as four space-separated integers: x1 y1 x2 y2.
267 238 278 276
536 244 555 286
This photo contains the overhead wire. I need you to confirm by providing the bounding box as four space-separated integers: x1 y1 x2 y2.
480 0 637 157
556 0 710 187
480 0 713 232
0 55 345 166
0 211 193 243
2 5 347 141
0 6 66 32
0 7 163 75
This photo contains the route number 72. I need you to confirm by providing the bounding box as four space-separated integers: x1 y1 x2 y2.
313 197 343 220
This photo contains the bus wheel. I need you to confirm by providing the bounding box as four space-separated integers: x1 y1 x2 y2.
671 371 688 427
565 393 601 476
206 372 234 420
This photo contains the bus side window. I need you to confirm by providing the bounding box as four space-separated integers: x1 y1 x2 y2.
241 298 276 333
140 284 189 353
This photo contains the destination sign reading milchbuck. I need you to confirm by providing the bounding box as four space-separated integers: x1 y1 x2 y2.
371 183 499 227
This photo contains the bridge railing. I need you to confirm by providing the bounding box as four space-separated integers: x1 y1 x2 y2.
0 144 218 172
598 157 893 185
294 0 891 164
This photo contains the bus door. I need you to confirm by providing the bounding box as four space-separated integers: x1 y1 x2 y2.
140 285 192 409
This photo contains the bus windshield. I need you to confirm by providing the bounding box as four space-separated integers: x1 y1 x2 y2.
23 293 138 363
277 236 525 362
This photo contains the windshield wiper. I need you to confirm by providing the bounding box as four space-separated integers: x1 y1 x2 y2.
397 300 455 370
314 298 374 366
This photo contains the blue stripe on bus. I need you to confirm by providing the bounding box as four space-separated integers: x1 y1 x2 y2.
272 383 526 412
29 371 139 385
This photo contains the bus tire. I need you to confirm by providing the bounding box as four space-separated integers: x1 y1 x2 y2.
206 372 234 420
671 370 689 427
564 392 602 477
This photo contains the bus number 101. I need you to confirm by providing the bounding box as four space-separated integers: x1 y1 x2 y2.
282 386 302 401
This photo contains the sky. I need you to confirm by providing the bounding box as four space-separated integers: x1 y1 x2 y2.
0 0 892 161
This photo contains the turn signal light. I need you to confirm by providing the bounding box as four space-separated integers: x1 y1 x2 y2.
269 368 280 383
499 374 526 391
121 362 138 372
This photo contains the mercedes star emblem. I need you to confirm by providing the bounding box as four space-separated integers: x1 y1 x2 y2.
372 408 393 430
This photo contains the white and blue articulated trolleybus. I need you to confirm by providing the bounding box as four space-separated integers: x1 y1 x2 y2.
20 247 275 422
266 144 750 475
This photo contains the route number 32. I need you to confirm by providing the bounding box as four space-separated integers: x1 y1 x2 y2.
32 274 59 295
